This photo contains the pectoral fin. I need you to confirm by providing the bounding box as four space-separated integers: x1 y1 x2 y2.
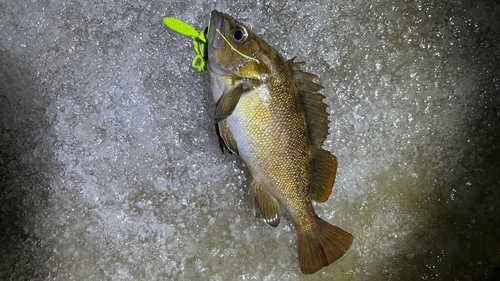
250 179 281 227
214 82 251 122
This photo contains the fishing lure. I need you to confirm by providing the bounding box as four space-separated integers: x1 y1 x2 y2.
163 17 208 71
163 17 259 70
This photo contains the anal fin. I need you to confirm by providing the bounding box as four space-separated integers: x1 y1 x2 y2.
250 179 281 227
310 147 337 203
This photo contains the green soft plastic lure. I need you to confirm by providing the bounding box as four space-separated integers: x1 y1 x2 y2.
163 16 259 71
163 17 209 71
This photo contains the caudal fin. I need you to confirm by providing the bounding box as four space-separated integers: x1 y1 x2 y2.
297 218 353 274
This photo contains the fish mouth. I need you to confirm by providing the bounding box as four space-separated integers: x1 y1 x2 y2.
208 10 232 76
209 10 225 50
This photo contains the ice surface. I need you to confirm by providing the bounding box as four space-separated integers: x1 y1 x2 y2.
1 0 499 280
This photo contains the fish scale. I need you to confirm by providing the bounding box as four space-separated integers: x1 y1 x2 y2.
236 57 313 231
207 10 352 274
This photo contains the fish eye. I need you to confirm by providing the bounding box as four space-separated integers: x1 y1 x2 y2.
231 25 249 44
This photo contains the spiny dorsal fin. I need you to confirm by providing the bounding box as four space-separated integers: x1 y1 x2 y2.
287 57 337 202
286 57 328 148
251 179 281 227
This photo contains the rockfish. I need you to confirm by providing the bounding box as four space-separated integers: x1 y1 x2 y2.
207 10 352 274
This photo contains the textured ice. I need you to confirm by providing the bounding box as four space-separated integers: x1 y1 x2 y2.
1 0 499 280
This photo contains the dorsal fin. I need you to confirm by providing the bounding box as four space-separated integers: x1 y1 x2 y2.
287 57 337 202
287 57 328 148
310 147 337 202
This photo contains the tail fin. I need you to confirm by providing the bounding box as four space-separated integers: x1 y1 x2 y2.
297 218 353 274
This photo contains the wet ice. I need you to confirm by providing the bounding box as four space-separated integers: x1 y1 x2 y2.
1 0 499 280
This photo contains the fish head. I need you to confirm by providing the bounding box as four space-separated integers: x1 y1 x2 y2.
208 10 279 81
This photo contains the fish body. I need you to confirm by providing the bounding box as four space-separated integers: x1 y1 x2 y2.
207 10 352 274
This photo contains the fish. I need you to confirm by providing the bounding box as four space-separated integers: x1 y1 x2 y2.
206 10 353 274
